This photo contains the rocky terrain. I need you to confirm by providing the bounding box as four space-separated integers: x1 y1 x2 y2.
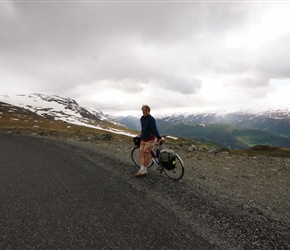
90 139 290 224
49 137 289 249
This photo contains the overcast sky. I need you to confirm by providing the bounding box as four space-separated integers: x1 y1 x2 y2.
1 1 290 116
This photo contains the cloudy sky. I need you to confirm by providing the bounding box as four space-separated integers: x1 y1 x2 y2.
1 1 290 116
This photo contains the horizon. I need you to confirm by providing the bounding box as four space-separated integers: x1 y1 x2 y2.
1 93 290 118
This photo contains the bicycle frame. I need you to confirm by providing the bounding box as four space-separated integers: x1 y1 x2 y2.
150 141 163 157
150 142 164 171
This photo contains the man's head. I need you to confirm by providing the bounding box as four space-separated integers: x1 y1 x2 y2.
141 105 150 116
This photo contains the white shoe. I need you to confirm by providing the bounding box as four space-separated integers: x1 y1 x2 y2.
135 169 148 177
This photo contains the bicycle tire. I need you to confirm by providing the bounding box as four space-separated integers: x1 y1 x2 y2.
163 153 184 180
131 146 154 169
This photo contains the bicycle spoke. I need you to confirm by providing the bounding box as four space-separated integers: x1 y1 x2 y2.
131 147 154 169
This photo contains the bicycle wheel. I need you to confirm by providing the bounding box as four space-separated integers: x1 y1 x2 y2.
131 146 154 169
163 153 184 180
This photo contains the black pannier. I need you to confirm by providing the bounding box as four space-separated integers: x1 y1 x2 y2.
159 150 176 170
133 135 141 147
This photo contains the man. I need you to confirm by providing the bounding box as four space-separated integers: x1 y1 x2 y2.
135 105 164 177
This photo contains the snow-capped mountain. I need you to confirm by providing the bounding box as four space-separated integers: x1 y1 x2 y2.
0 93 134 137
118 108 290 140
118 108 290 149
158 109 290 126
154 104 290 120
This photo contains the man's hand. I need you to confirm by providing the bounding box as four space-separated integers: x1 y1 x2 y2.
158 137 165 144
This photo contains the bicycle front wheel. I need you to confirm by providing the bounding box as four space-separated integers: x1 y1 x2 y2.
163 153 184 180
131 146 154 169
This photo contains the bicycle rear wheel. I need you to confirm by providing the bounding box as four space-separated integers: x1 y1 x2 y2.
163 153 184 180
131 146 154 169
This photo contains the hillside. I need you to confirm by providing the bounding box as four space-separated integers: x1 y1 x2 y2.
160 121 290 150
159 110 290 138
118 115 290 150
0 101 134 142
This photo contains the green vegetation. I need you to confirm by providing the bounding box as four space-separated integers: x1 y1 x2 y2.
233 145 290 158
232 117 290 138
157 120 290 150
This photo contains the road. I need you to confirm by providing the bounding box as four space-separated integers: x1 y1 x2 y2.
0 134 217 249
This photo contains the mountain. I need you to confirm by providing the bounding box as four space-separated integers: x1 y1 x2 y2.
118 115 141 131
159 110 290 138
0 93 133 137
157 121 290 150
117 109 290 150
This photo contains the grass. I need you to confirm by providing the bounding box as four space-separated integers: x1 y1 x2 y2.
233 145 290 158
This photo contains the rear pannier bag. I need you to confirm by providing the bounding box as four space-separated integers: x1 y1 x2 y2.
133 135 141 147
159 150 176 170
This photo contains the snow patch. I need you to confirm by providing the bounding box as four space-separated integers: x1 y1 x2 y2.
166 135 178 140
1 93 136 137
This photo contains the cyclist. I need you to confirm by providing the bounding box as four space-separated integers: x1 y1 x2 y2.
135 105 165 177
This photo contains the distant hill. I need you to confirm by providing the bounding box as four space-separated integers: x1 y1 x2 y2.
117 113 290 150
158 121 290 150
158 110 290 138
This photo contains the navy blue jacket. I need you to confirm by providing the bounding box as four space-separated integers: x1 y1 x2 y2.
140 114 161 141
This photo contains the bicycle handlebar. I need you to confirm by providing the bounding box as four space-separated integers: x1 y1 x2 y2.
158 138 165 146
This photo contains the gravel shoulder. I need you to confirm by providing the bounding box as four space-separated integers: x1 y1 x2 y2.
67 138 290 249
93 139 290 224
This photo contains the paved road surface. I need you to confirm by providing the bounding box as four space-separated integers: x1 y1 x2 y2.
0 134 217 249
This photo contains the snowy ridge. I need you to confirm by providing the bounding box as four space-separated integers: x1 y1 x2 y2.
117 105 290 139
156 105 290 123
0 93 135 137
156 105 290 120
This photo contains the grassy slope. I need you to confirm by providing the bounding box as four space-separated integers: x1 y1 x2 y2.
0 102 133 143
157 120 290 150
233 145 290 158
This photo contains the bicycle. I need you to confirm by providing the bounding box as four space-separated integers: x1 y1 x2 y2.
131 136 185 180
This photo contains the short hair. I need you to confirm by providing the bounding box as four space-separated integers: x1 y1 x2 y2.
141 105 151 112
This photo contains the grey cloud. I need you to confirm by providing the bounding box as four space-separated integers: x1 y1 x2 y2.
1 2 290 113
0 3 253 78
225 75 273 99
256 33 290 78
155 73 201 95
